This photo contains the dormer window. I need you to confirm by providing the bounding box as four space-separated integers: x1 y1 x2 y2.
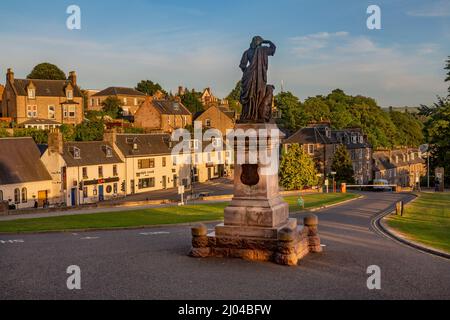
67 90 73 100
28 88 36 99
103 145 113 158
359 136 364 144
325 128 331 138
351 135 357 144
72 147 81 159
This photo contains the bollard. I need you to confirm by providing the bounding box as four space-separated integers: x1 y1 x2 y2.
189 224 211 258
304 214 322 253
341 183 347 194
275 228 298 266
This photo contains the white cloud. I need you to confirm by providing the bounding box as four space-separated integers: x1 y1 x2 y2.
407 0 450 17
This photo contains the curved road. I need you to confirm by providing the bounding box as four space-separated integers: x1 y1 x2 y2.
0 192 449 300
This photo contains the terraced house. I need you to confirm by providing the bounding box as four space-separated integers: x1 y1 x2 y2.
89 87 146 116
1 69 83 128
41 130 126 207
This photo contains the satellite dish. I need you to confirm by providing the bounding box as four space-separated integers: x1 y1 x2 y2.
419 144 429 153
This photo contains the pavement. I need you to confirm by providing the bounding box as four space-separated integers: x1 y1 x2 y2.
0 192 449 300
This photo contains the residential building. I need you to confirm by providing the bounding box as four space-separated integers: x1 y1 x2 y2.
89 87 146 116
332 128 373 184
0 84 4 116
133 96 192 133
0 137 53 209
283 123 373 184
41 130 125 206
200 87 219 108
373 149 426 187
1 69 83 126
84 89 100 111
194 105 236 135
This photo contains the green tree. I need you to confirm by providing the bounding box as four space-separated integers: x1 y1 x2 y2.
101 96 124 119
180 89 204 114
0 123 10 138
274 91 309 131
13 128 49 144
389 110 424 147
279 144 319 191
27 63 66 80
74 119 105 142
331 144 355 184
226 81 242 114
135 80 166 96
59 124 76 141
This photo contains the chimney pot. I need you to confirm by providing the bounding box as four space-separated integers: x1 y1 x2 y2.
6 68 14 83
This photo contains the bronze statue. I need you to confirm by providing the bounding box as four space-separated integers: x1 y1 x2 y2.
239 36 276 123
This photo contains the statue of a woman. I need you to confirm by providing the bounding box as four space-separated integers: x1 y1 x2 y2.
239 36 276 123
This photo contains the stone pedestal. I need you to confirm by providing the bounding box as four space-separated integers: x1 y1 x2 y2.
189 123 322 266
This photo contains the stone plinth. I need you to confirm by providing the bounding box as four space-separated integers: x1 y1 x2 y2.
189 123 322 266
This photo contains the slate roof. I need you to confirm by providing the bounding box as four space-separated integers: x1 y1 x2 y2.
284 127 333 145
11 79 82 97
115 134 173 157
0 137 52 185
373 149 425 171
62 141 123 167
92 87 146 97
152 100 191 116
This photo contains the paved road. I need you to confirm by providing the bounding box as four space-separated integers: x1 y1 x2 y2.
0 192 449 300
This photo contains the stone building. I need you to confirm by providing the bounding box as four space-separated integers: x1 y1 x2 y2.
200 87 219 108
283 123 373 184
89 87 146 116
0 84 4 116
41 131 126 206
0 137 53 209
373 149 426 187
194 105 236 136
1 69 83 127
133 97 192 133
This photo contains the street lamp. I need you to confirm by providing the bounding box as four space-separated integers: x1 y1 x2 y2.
419 144 430 189
331 172 337 193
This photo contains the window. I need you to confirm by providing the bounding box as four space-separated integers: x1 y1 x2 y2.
205 119 211 127
307 144 315 155
207 153 212 162
173 156 177 166
138 178 155 189
82 167 88 179
90 99 95 107
134 98 138 106
14 188 20 204
27 105 37 118
162 157 167 167
113 165 118 177
138 158 155 169
68 105 76 118
0 190 3 201
124 98 128 105
63 106 68 118
113 183 118 194
183 116 187 126
105 146 113 158
352 135 357 144
21 188 27 203
83 187 88 198
67 90 73 99
28 88 35 99
97 98 101 106
73 147 81 159
359 136 364 144
48 105 55 119
98 166 103 178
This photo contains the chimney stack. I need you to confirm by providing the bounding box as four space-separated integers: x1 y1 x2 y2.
103 129 117 147
48 129 64 155
68 71 77 86
178 86 185 96
6 68 14 83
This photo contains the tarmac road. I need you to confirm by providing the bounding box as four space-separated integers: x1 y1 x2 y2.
0 192 449 300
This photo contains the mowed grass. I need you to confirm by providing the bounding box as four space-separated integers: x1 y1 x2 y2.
0 193 357 234
388 193 450 253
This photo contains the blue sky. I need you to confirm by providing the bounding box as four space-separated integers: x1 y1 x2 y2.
0 0 449 106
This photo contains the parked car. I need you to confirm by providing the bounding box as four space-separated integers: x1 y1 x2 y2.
373 179 393 192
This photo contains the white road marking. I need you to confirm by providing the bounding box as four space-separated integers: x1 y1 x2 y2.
80 237 99 240
0 239 24 244
139 232 170 236
321 244 327 247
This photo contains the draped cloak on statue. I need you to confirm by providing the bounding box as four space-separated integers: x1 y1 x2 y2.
239 40 276 122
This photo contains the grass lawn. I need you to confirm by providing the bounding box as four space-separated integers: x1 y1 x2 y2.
0 193 357 234
387 193 450 253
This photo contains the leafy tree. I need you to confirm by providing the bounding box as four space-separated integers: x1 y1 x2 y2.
124 127 145 134
59 124 76 141
226 81 242 113
422 96 450 184
74 119 105 142
274 91 309 131
101 96 123 119
13 128 49 144
331 144 355 184
27 63 66 80
135 80 166 96
180 89 204 114
0 123 10 138
279 144 319 190
389 110 424 147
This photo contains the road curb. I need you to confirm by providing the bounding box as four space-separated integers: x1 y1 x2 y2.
371 194 450 260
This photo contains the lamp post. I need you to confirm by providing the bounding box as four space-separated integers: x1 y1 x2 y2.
331 172 337 193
